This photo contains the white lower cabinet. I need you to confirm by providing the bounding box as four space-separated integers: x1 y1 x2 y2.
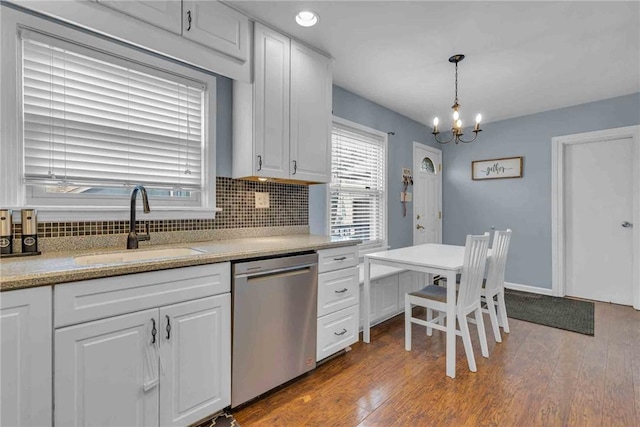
316 246 359 362
54 263 231 427
55 309 160 427
360 271 422 327
316 305 359 361
0 286 52 427
159 295 231 427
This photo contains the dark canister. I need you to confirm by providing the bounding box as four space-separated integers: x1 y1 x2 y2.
0 209 12 254
21 209 38 253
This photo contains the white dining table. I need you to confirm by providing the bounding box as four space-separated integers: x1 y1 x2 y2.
363 243 488 378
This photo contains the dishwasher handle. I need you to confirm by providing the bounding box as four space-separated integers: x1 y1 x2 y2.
239 263 316 280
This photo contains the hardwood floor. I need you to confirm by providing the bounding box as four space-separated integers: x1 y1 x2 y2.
233 302 640 426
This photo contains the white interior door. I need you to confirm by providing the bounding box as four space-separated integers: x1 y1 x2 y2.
413 143 442 245
565 137 635 304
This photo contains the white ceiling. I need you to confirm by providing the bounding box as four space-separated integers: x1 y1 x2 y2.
227 1 640 127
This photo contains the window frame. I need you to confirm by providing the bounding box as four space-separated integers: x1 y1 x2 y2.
0 6 218 221
327 116 388 255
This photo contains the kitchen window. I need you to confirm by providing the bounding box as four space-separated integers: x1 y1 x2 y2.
329 117 387 252
0 8 216 221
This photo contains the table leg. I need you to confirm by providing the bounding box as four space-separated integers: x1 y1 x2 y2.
363 258 371 343
445 271 457 378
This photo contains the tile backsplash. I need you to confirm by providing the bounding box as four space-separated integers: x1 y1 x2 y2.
10 177 309 240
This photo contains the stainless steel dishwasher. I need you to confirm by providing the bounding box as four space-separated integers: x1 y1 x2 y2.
231 252 318 408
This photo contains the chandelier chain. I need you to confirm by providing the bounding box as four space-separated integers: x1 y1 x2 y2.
454 61 459 105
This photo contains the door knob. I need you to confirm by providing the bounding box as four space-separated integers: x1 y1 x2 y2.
416 224 425 230
622 221 633 228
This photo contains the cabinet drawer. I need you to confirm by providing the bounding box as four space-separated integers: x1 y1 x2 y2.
317 267 359 317
316 305 359 362
317 246 358 273
55 262 230 328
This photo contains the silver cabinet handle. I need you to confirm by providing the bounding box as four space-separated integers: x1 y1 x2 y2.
334 288 348 294
292 160 297 175
257 155 262 171
334 328 347 336
622 221 633 228
333 256 347 261
186 10 192 31
165 315 171 340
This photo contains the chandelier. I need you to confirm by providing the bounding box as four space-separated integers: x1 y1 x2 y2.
432 54 482 144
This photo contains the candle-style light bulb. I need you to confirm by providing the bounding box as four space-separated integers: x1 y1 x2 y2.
456 119 462 129
453 110 460 121
432 117 439 134
474 114 482 131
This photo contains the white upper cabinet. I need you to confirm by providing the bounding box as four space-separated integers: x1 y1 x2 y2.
237 23 291 180
182 0 249 63
290 41 332 183
233 23 332 183
96 0 182 34
9 0 252 82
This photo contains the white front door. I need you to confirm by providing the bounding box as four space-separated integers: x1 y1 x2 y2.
565 136 636 305
413 142 442 245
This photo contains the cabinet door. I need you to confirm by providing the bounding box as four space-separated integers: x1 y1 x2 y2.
398 271 419 304
1 287 52 427
97 0 182 34
375 275 400 320
55 309 159 427
290 41 332 183
182 1 250 62
159 294 231 427
359 282 376 327
253 23 290 179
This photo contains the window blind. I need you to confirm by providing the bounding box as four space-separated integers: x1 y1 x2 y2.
22 34 205 192
330 122 386 246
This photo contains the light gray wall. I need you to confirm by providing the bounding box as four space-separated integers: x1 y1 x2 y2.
309 85 435 250
442 92 640 289
215 75 233 178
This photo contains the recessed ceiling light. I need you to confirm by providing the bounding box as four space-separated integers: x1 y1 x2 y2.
295 10 319 27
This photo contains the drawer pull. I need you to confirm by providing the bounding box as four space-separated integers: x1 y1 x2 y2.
333 256 347 261
334 328 347 336
334 288 348 294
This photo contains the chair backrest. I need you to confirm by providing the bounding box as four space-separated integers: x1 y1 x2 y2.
457 233 490 311
485 229 513 294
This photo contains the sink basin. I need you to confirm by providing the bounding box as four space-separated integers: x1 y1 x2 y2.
74 248 205 266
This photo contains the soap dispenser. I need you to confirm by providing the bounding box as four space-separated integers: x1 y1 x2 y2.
21 209 38 253
0 209 12 254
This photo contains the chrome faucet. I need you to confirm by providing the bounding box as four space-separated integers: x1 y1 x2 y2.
127 185 151 249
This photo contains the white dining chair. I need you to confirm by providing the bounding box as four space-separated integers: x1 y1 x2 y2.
482 229 512 342
404 233 490 373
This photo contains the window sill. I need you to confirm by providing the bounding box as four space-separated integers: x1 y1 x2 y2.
8 206 222 222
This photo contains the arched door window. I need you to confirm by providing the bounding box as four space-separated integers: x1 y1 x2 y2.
421 157 436 174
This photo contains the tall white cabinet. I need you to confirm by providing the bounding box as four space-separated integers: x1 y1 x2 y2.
0 286 52 427
233 22 332 183
54 263 231 427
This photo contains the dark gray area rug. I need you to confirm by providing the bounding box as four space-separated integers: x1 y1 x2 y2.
504 289 595 336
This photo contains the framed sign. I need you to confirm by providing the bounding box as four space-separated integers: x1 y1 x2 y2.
472 156 523 180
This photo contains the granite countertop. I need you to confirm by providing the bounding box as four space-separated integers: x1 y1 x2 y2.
0 234 358 291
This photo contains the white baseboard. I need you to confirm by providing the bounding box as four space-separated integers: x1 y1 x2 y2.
505 282 555 296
